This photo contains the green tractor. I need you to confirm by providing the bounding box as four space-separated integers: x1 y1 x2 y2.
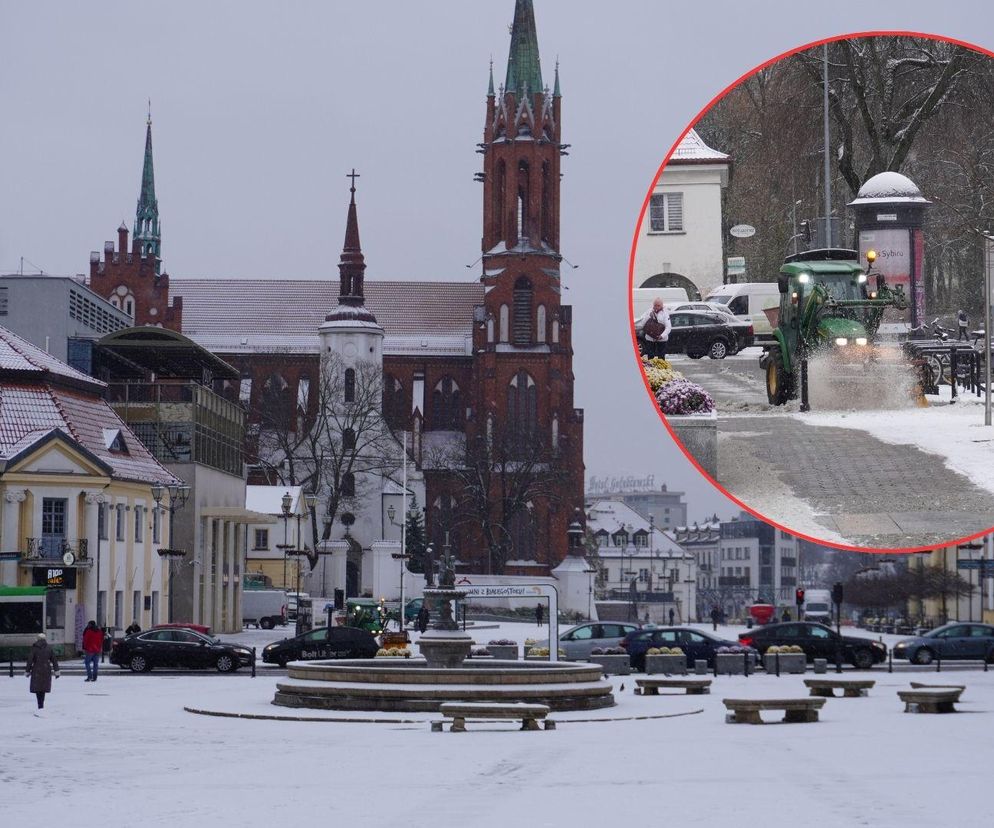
761 249 908 406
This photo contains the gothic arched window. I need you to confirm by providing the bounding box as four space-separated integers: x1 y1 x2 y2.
512 277 533 346
495 160 506 241
541 161 553 243
431 377 461 431
507 369 537 455
516 160 530 242
536 304 546 344
508 508 536 561
344 368 356 403
430 495 460 562
341 472 355 497
499 304 509 343
343 428 356 452
383 374 406 430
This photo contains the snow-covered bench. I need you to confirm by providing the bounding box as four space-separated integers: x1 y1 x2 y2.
804 679 875 698
898 687 963 714
432 702 554 732
722 697 825 724
635 678 711 696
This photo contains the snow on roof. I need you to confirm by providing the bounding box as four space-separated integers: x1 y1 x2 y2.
0 325 105 391
850 171 929 205
668 128 729 164
245 485 303 515
174 279 483 344
585 498 687 556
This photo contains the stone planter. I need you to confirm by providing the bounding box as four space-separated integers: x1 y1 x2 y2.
715 652 756 676
588 654 631 676
666 411 717 477
525 654 550 661
763 653 806 674
645 654 687 675
486 645 519 660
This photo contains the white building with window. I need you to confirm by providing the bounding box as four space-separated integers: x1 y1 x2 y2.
586 499 696 624
633 129 730 300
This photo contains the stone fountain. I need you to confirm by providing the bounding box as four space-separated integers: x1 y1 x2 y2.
415 545 473 668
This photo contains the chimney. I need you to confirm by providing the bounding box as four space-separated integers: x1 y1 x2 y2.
118 223 129 254
103 241 114 262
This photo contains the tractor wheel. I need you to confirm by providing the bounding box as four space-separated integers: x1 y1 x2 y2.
766 347 793 405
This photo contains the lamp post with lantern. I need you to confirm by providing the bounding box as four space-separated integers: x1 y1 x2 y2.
150 483 191 623
278 491 293 589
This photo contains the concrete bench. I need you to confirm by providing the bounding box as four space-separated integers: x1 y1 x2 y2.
804 679 875 698
635 678 711 696
723 697 826 724
898 688 963 714
432 702 554 732
909 682 966 691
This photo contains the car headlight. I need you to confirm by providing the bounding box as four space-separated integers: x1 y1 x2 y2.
835 337 848 346
855 337 867 346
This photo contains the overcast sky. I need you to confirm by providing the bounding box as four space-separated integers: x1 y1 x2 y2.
2 0 992 525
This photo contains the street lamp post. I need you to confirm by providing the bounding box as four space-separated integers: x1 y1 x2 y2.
280 491 292 588
151 483 191 623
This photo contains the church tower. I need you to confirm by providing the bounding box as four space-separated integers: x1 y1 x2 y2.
469 0 583 573
134 115 162 273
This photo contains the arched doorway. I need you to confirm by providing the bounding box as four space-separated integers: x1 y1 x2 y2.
640 272 702 300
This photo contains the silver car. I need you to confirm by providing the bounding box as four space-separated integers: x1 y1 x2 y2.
556 622 640 660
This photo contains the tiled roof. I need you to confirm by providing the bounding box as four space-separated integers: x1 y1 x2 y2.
174 280 483 351
0 325 106 390
668 128 729 164
0 383 175 484
585 498 687 556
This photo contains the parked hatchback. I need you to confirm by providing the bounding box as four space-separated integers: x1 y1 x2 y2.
621 627 746 671
110 628 253 673
553 622 640 660
262 625 379 667
892 623 994 665
666 310 753 359
738 622 886 669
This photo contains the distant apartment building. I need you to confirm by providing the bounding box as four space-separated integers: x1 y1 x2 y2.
585 476 687 530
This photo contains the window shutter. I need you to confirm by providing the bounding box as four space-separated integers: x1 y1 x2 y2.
667 193 683 231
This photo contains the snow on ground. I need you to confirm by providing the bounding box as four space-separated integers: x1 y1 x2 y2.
5 622 992 826
794 390 994 496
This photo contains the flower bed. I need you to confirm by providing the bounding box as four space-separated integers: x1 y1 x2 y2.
714 646 757 675
486 639 519 660
655 378 715 415
644 647 687 676
375 646 412 658
588 647 631 675
763 645 806 674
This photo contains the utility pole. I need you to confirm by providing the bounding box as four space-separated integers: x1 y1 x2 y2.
822 43 833 249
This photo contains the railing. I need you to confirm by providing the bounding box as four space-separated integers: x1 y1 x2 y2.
22 538 89 560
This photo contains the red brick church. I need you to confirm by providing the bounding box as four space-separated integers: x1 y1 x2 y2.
87 0 584 573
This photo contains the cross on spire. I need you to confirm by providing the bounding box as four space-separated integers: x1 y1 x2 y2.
347 168 360 197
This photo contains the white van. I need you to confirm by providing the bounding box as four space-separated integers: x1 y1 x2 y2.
632 287 690 320
705 283 780 340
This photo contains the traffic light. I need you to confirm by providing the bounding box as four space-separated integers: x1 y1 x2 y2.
795 588 805 606
831 582 844 605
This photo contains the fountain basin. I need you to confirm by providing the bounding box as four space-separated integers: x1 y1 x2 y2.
273 658 615 712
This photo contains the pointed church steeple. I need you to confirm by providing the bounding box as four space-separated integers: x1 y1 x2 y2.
325 171 378 324
504 0 543 96
133 110 162 274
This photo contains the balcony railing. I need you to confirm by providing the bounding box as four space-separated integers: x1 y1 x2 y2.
22 538 89 560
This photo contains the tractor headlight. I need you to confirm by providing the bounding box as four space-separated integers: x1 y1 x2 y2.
855 337 868 346
835 337 848 346
798 273 811 284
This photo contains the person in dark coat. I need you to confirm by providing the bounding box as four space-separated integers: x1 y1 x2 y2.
535 603 544 627
416 604 430 634
81 620 103 682
668 608 675 626
125 621 141 636
957 309 969 341
26 633 59 714
710 605 721 632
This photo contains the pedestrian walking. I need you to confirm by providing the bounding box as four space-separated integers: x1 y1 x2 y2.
535 603 544 627
957 309 968 341
668 608 675 626
82 620 103 682
710 605 721 632
416 603 430 634
26 633 59 716
636 297 672 360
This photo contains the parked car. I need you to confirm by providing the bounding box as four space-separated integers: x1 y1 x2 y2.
110 628 253 673
666 310 753 359
620 626 748 671
738 622 886 669
705 282 781 340
262 625 380 667
666 301 733 316
551 622 640 660
892 623 994 665
148 622 212 636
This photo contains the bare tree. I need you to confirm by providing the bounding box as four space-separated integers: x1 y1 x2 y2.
251 353 399 570
426 425 569 575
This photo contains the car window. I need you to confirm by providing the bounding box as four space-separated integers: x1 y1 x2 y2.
600 624 628 639
172 631 203 644
142 630 172 642
937 625 969 638
629 631 652 643
727 295 748 315
969 626 994 637
670 314 690 327
302 629 327 643
683 631 707 644
808 626 831 639
653 630 678 644
776 625 799 638
570 626 595 641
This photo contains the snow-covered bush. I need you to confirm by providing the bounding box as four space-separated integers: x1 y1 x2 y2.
488 639 517 646
655 378 715 415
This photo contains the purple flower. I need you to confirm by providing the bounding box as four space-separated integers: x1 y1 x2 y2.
655 379 715 415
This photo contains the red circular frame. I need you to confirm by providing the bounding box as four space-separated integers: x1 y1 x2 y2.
628 30 994 555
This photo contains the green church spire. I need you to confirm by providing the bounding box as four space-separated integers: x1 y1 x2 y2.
504 0 543 96
134 109 161 273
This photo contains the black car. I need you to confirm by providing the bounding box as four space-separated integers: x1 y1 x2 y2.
738 622 886 669
667 310 754 360
262 625 379 667
110 628 253 673
621 626 747 671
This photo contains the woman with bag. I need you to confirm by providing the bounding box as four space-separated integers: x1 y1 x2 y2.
26 633 60 716
636 297 672 359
